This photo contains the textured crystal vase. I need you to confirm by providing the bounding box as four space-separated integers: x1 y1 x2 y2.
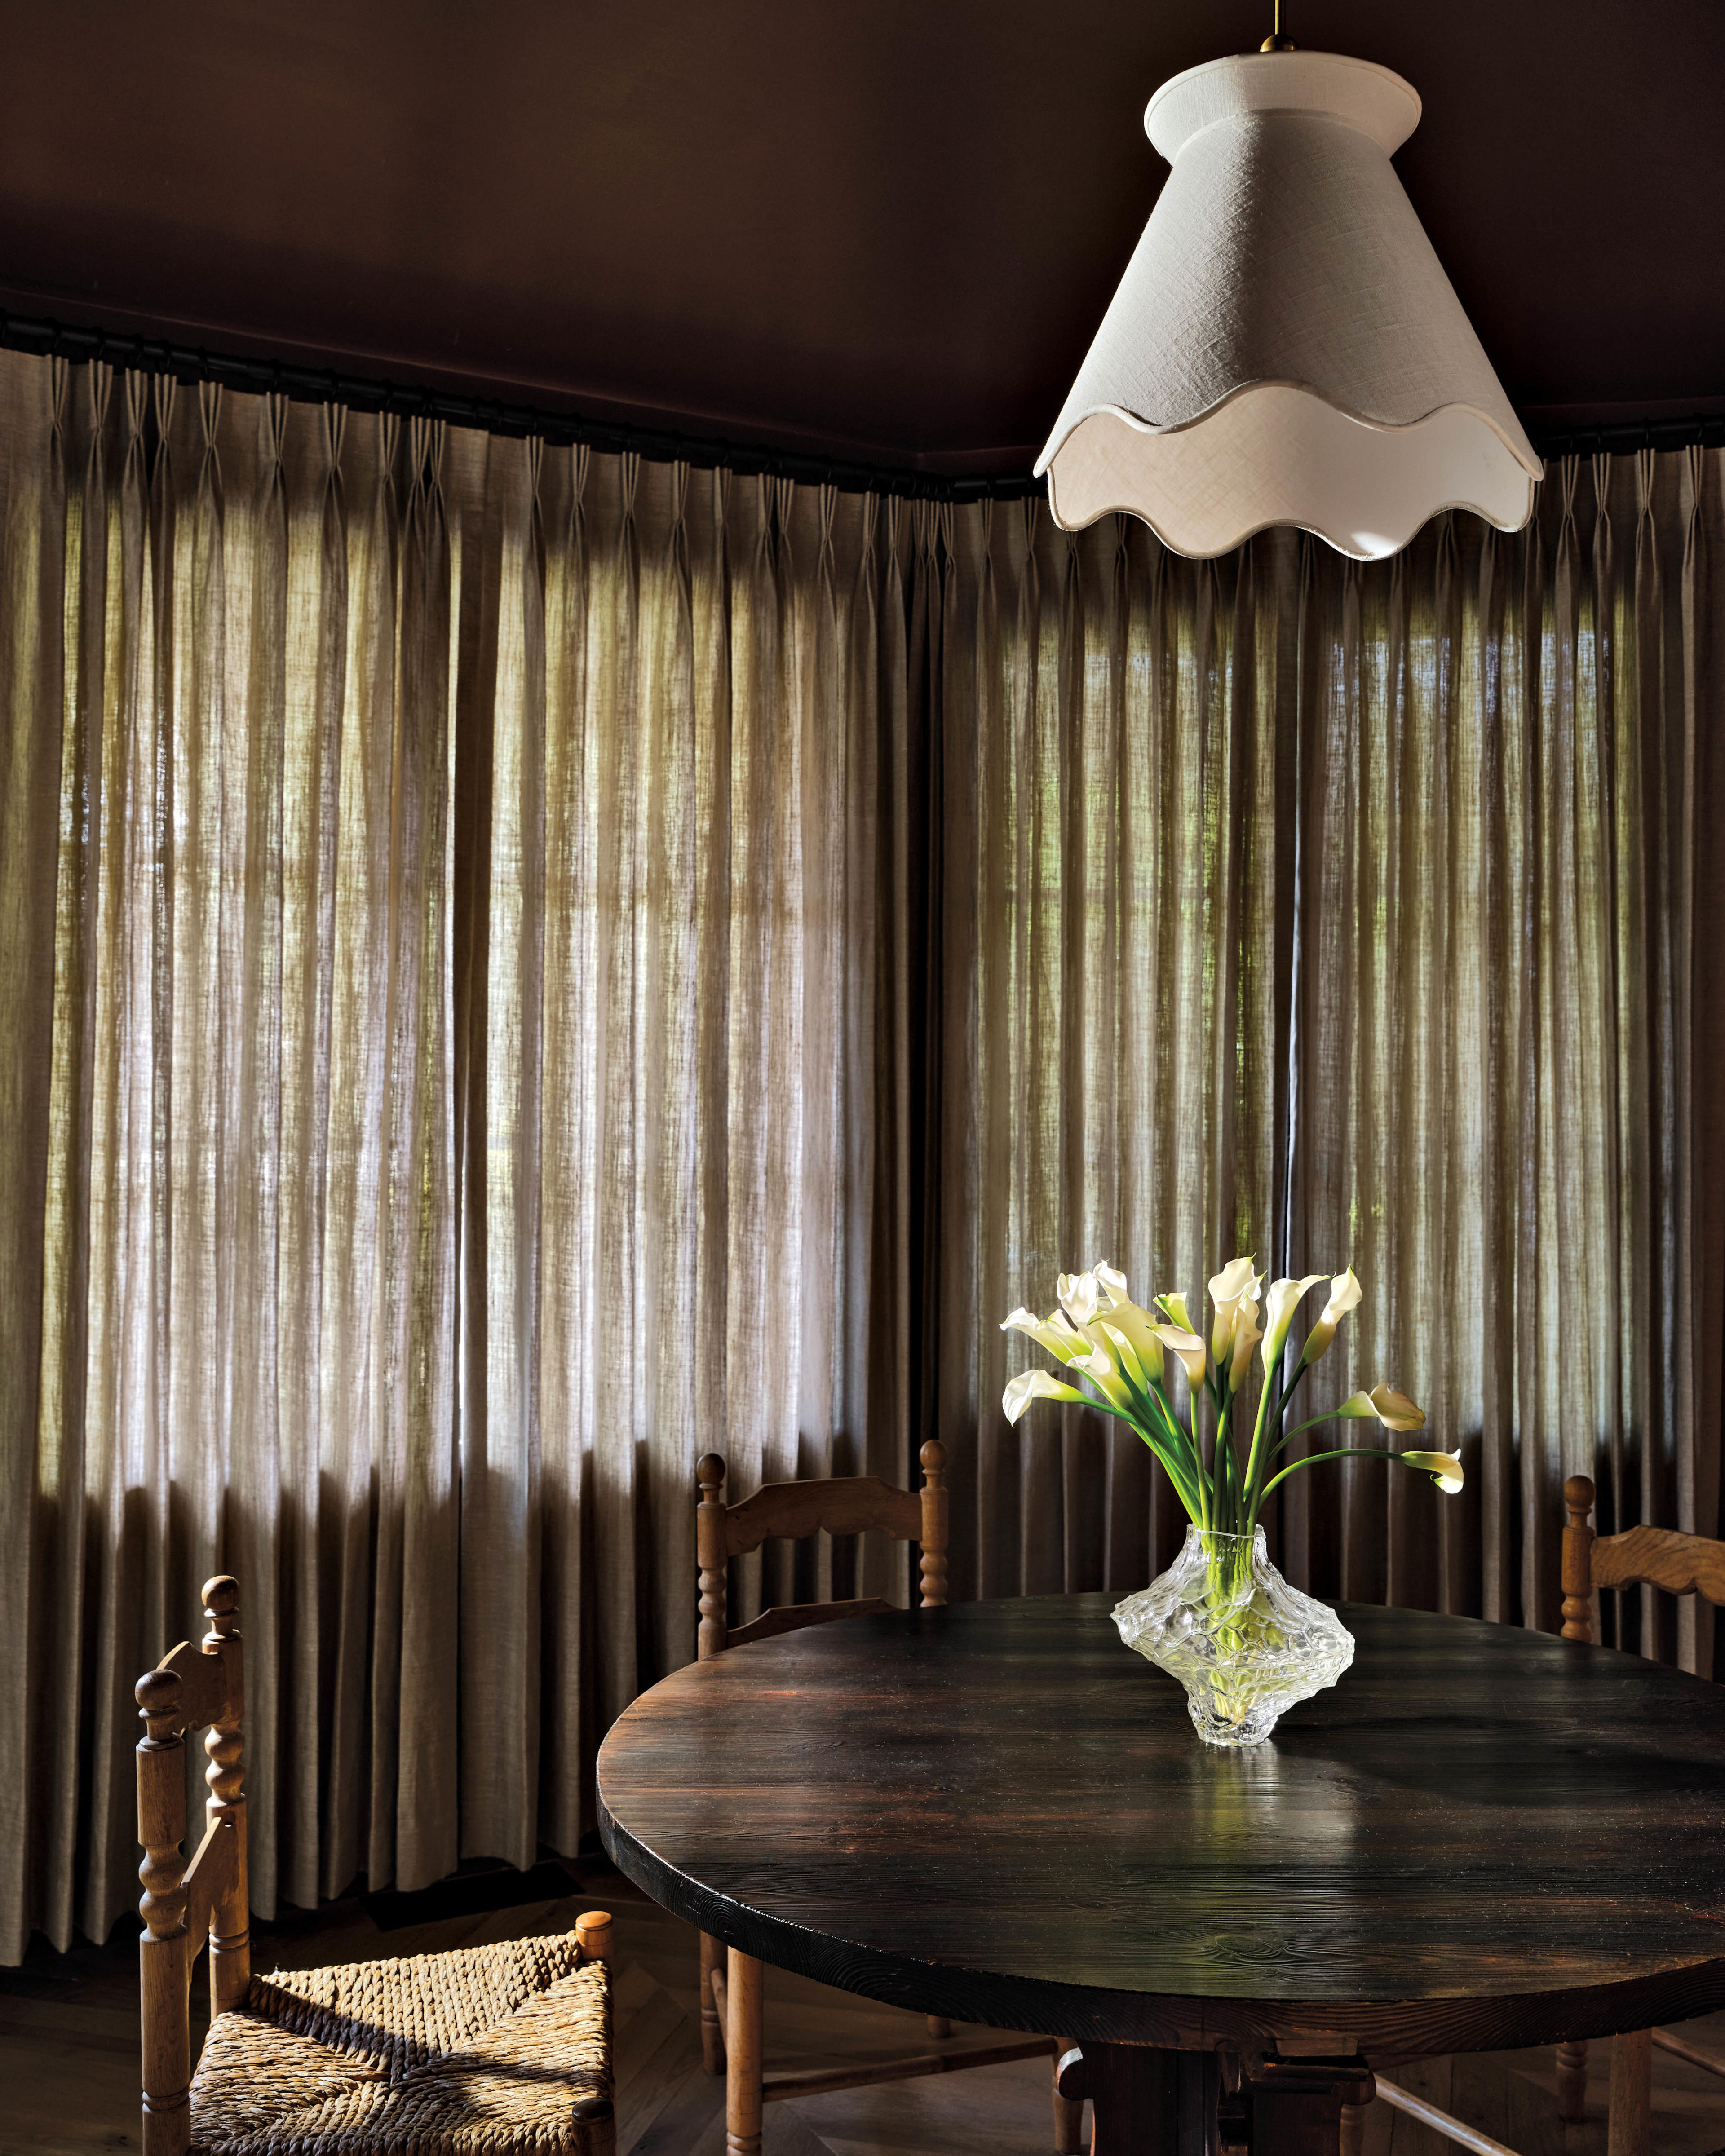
1113 1525 1354 1746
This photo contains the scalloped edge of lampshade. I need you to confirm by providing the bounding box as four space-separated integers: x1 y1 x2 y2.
1040 384 1543 561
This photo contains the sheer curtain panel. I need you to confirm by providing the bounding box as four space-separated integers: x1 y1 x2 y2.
0 356 917 1958
942 473 1722 1669
1 346 1719 1962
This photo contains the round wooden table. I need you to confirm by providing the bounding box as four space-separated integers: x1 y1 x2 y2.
597 1594 1725 2152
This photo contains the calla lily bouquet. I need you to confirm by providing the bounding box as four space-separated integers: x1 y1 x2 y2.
1002 1259 1461 1539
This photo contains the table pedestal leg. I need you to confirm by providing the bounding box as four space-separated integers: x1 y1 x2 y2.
1056 2044 1218 2156
1057 2045 1373 2156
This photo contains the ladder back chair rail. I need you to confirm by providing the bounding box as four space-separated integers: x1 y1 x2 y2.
696 1439 949 1665
690 1442 1057 2147
1561 1475 1725 1643
137 1578 617 2156
1554 1476 1725 2156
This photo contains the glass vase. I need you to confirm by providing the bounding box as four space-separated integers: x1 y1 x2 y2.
1113 1524 1354 1747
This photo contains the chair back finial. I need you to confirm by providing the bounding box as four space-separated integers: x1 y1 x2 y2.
1561 1476 1597 1643
137 1668 189 1941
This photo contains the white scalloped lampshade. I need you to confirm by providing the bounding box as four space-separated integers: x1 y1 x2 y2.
1037 50 1543 561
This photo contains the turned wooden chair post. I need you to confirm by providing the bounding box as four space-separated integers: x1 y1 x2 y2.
697 1452 731 2073
137 1573 249 2156
918 1439 949 1607
698 1453 730 1660
201 1577 250 2016
915 1440 953 2038
137 1666 192 2156
1557 1476 1598 2126
1561 1475 1597 1645
576 1909 615 1963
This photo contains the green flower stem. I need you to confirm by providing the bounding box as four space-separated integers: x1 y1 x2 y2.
1238 1338 1290 1525
1069 1378 1205 1519
1127 1368 1209 1518
1257 1445 1411 1503
1214 1405 1237 1533
1240 1354 1309 1521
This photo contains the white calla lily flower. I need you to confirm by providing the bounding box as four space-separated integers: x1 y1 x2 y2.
1002 1250 1427 1545
1299 1266 1364 1369
1093 1318 1154 1393
1092 1299 1166 1385
1003 1368 1086 1424
1368 1383 1426 1431
1336 1383 1427 1432
1402 1447 1464 1493
1152 1323 1209 1388
1000 1306 1088 1365
1057 1271 1102 1326
1261 1273 1328 1369
1228 1299 1263 1389
1208 1255 1263 1365
1095 1262 1131 1309
1209 1256 1260 1303
1071 1341 1133 1409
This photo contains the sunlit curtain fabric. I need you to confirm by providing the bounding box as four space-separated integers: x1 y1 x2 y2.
2 342 1720 1963
947 468 1723 1680
0 353 922 1959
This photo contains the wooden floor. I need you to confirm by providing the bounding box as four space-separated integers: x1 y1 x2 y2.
3 1856 1722 2156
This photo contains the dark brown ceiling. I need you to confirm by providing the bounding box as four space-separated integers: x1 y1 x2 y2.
3 0 1722 475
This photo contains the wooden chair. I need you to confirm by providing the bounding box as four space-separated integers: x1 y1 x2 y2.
695 1443 1082 2156
137 1575 617 2156
1556 1476 1725 2156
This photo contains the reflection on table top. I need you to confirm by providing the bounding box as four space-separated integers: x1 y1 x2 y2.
598 1594 1725 2052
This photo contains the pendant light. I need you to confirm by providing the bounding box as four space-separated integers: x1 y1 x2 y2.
1036 9 1542 561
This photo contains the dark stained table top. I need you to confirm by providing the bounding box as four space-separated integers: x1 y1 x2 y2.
596 1594 1725 2054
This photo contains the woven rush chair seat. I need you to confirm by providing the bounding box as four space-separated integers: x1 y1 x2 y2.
187 1931 611 2155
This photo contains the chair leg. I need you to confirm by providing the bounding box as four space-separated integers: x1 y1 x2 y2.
700 1931 727 2075
727 1948 764 2156
1607 2030 1652 2156
928 2015 952 2038
1053 2046 1086 2155
1557 2040 1589 2122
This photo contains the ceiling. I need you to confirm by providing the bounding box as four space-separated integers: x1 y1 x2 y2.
2 0 1722 476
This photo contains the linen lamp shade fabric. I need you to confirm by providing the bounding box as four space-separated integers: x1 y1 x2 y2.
1037 50 1544 560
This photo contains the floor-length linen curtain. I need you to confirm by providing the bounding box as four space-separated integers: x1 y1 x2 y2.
0 353 922 1959
946 464 1722 1664
3 343 1720 1963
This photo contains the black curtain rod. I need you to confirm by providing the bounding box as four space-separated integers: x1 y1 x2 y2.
0 310 1044 504
4 308 1721 490
1529 414 1725 458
